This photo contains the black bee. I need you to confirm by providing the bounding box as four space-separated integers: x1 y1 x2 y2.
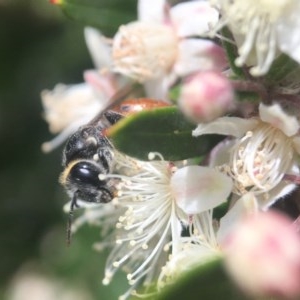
59 109 122 205
59 83 168 244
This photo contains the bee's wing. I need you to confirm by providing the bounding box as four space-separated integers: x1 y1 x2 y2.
88 82 141 126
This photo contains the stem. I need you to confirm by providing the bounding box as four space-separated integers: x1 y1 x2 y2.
278 94 300 104
231 80 268 101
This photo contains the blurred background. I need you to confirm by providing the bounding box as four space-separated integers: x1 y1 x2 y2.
0 0 127 299
2 1 300 300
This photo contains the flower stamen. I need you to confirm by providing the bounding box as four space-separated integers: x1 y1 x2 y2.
223 123 294 195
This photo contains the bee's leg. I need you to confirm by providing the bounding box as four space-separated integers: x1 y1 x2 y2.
66 190 80 246
103 110 123 125
96 148 114 173
98 186 114 203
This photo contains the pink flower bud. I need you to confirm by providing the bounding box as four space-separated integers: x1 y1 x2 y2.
179 71 235 123
222 211 300 299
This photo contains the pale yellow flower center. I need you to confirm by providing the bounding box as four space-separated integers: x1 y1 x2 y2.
112 21 178 82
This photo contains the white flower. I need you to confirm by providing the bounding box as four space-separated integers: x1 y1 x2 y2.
101 153 182 299
211 0 300 75
193 102 300 208
158 193 257 288
158 210 221 289
41 27 124 152
73 152 232 299
111 0 226 98
41 74 111 152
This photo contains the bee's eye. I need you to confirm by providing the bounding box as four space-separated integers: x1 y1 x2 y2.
70 161 102 186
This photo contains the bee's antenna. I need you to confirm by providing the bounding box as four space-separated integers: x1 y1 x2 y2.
66 191 79 246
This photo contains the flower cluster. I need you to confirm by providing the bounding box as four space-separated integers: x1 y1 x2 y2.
43 0 300 299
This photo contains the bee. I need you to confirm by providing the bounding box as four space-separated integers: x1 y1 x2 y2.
59 84 168 244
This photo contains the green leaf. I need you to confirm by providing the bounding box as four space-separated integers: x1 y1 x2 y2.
53 0 137 36
157 259 248 300
235 90 260 103
213 201 230 220
221 27 247 79
265 53 300 84
168 84 181 104
107 107 223 161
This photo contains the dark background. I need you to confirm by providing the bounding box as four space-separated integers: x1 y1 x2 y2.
0 0 126 298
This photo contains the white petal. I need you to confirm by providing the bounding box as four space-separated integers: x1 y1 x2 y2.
83 70 117 99
259 103 299 137
171 166 232 214
257 163 299 210
84 27 112 69
209 139 235 167
260 182 297 210
192 117 258 137
292 136 300 154
138 0 165 22
277 2 300 64
257 162 300 210
174 39 227 77
170 1 219 37
41 83 102 132
143 76 169 99
171 217 185 254
217 193 258 244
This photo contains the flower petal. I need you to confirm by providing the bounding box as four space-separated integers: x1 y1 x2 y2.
171 166 232 214
217 193 258 244
192 117 258 137
259 103 299 137
41 82 105 152
277 2 300 64
143 76 170 99
84 27 112 69
292 136 300 154
138 0 166 23
41 83 103 133
208 139 235 167
174 39 227 77
260 182 297 210
170 1 219 37
257 163 299 210
83 70 117 99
